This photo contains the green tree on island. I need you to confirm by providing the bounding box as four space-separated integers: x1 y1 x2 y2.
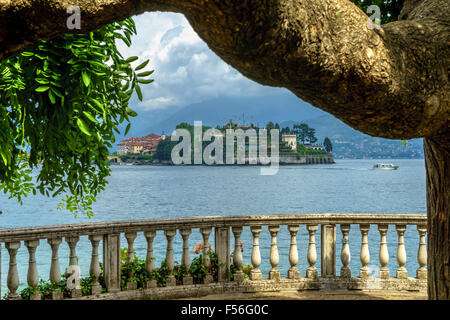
323 138 333 153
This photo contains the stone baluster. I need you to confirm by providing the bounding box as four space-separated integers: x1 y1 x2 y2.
25 239 40 300
180 228 193 285
125 232 137 263
124 232 137 290
66 236 81 297
306 225 318 279
165 229 177 286
250 226 262 280
200 227 214 284
66 236 79 266
378 225 390 279
232 227 244 282
359 224 371 278
5 241 21 300
268 226 280 280
340 224 351 278
288 225 300 279
395 225 408 279
144 230 157 288
88 235 103 294
48 238 63 299
416 225 427 279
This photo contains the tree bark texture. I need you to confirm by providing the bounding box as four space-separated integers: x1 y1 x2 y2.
424 138 450 300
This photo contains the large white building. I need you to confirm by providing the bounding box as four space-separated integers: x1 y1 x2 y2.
282 134 297 151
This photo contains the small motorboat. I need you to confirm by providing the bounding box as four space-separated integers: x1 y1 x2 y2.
373 163 399 170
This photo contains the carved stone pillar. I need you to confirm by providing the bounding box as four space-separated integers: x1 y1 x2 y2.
250 226 262 280
288 225 300 279
88 235 103 294
416 225 427 279
48 237 63 299
232 226 244 283
124 232 137 290
65 236 81 297
268 226 280 281
164 229 177 286
395 225 408 279
180 228 193 285
378 225 390 279
306 225 318 279
25 239 41 300
144 230 157 288
359 224 371 278
5 241 20 300
200 227 213 284
340 224 351 278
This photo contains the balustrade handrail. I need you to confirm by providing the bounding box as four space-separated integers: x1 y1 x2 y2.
0 213 428 300
0 213 426 242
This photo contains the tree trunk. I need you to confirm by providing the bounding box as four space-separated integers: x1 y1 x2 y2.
424 138 450 300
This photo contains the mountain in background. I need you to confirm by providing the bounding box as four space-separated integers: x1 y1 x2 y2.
116 94 424 159
135 94 325 136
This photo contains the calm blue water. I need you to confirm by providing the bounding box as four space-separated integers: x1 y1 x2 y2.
0 159 426 295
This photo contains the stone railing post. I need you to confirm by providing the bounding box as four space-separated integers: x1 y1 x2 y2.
306 225 318 279
88 235 103 294
66 236 81 297
103 233 121 293
416 225 427 279
378 225 390 279
321 224 336 277
232 226 244 282
288 225 300 279
340 224 351 278
66 236 79 266
125 232 137 290
144 230 157 288
164 229 177 286
250 226 262 280
395 225 407 279
200 227 213 284
48 237 63 299
214 227 230 282
268 226 280 280
5 241 20 300
181 228 194 285
359 224 371 278
25 239 40 300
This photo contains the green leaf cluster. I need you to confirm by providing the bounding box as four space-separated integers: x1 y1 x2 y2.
350 0 404 24
0 18 153 217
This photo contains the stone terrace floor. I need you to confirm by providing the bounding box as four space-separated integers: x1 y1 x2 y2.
178 290 427 300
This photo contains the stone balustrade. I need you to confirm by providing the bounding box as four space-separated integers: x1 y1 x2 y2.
0 213 427 300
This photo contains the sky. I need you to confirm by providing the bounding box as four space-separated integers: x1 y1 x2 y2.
117 12 286 112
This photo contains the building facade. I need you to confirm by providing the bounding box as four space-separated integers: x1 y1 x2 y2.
282 134 297 151
117 133 164 155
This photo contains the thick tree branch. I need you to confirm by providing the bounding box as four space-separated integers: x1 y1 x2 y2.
0 0 448 143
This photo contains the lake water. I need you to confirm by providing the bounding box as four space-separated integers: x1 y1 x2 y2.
0 159 427 295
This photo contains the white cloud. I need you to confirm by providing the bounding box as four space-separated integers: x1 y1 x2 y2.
117 12 282 111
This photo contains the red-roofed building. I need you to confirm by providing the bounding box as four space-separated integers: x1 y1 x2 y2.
117 133 164 155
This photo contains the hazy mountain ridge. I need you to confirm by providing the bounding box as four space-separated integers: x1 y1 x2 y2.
116 94 424 159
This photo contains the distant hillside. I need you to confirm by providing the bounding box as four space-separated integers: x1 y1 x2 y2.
280 115 424 159
113 94 424 159
137 93 325 136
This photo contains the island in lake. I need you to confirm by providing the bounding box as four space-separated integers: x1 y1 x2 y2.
109 120 334 165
